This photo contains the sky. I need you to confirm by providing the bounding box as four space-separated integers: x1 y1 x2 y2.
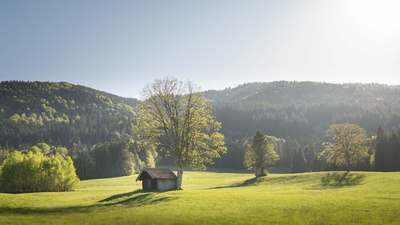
1 0 400 98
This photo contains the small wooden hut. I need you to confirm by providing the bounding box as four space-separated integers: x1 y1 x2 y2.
136 168 177 191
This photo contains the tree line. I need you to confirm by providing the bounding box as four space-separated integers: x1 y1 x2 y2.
242 123 400 178
374 127 400 171
208 81 400 171
71 139 161 180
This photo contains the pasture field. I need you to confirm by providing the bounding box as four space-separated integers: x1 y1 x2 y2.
0 171 399 225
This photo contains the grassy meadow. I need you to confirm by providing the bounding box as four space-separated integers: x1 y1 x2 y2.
0 171 399 225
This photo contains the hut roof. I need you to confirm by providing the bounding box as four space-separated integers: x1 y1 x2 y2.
136 168 177 181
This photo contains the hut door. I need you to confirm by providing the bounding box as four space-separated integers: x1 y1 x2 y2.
151 179 157 190
143 179 152 190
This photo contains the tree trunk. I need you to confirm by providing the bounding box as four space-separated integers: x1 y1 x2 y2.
346 159 352 173
177 166 183 190
341 161 351 184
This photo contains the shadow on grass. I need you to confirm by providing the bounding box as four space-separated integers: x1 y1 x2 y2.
204 169 253 174
209 177 261 189
211 172 366 190
99 189 176 207
310 172 365 189
99 190 144 203
0 189 176 215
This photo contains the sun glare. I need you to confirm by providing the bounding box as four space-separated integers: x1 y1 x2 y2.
343 0 400 37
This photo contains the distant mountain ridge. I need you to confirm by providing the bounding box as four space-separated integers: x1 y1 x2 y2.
205 81 400 105
204 81 400 141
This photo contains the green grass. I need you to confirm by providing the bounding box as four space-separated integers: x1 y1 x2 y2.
1 171 400 225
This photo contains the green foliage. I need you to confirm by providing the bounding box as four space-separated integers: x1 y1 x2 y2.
244 131 279 177
0 81 136 148
0 143 79 193
279 138 300 169
374 127 390 171
291 147 308 173
0 81 138 179
73 140 142 180
207 81 400 170
388 132 400 171
135 78 227 189
2 80 400 173
131 126 157 168
373 127 400 171
0 148 7 164
322 123 370 171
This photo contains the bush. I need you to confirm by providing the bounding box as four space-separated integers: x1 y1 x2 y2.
0 143 79 193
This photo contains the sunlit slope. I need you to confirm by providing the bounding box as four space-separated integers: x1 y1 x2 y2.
0 171 399 225
0 81 137 148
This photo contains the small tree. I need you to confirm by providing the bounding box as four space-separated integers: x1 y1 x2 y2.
244 130 279 177
322 123 370 173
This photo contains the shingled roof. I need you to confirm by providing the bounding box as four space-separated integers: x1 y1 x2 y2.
136 168 177 181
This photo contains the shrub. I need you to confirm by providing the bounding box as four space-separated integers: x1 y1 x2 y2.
0 143 79 193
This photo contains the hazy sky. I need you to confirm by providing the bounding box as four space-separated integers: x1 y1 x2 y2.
1 0 399 98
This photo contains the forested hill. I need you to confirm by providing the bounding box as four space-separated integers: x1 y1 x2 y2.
2 80 400 148
2 80 400 171
0 81 136 148
205 81 400 142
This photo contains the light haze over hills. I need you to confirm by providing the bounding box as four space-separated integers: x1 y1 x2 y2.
1 0 400 98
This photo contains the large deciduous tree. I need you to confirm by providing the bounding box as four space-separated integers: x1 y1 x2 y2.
134 78 227 189
244 130 279 177
322 123 370 172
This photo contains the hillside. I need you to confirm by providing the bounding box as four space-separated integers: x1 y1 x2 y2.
204 81 400 169
206 81 400 140
0 171 399 225
1 80 400 171
3 80 400 149
0 81 137 148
